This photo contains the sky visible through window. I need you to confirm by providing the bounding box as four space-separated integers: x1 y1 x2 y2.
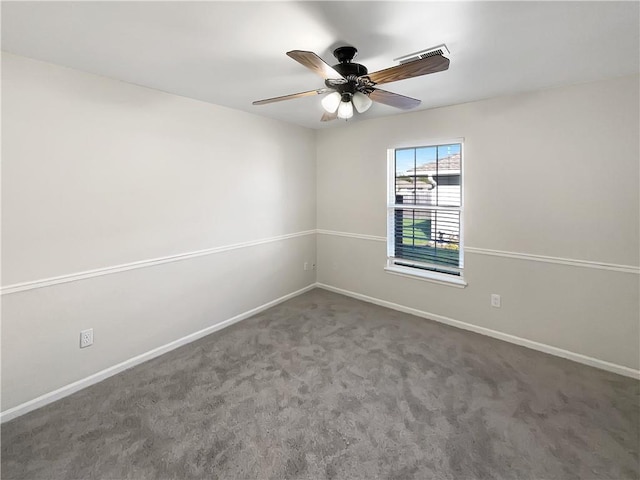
395 144 461 175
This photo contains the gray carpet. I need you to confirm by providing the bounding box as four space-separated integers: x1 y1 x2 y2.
1 288 638 479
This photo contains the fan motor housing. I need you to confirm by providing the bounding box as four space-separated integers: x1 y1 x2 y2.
333 62 368 78
331 46 368 77
325 46 369 94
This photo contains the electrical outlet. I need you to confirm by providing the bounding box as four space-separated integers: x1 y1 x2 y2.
304 262 308 271
80 328 93 348
491 294 501 308
312 263 317 270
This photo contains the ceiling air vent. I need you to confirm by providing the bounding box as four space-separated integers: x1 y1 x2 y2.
394 44 450 65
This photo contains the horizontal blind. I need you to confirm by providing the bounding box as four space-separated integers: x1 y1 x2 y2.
390 143 462 275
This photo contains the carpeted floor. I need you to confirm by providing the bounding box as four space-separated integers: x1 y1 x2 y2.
1 288 638 479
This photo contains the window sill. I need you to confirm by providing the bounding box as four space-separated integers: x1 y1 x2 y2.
384 265 467 288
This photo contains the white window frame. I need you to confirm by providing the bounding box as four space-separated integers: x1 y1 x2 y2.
385 139 467 288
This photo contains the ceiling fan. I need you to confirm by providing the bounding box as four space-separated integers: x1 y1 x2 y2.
253 46 450 122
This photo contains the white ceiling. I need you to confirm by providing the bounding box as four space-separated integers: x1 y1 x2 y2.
2 1 639 129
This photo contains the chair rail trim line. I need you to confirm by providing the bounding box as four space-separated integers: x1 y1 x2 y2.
317 229 639 274
1 230 316 295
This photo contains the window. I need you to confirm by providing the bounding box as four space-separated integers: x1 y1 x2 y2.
386 141 465 286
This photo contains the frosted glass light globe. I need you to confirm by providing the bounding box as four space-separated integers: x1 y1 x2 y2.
352 92 372 113
321 91 341 113
337 100 354 119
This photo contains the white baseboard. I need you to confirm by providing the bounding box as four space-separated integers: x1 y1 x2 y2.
0 284 317 423
4 281 637 423
317 283 640 380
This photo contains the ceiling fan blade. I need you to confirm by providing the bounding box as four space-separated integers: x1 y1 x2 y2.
253 88 331 106
321 110 338 122
287 50 345 81
369 88 421 110
366 54 450 85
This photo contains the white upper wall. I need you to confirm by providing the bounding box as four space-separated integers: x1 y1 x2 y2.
317 75 640 267
2 53 317 285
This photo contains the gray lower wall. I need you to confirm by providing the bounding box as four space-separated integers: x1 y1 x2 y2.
2 235 316 410
317 234 639 370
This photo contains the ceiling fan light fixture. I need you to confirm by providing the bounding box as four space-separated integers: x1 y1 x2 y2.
254 45 450 122
352 92 373 113
321 91 341 113
337 99 354 119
